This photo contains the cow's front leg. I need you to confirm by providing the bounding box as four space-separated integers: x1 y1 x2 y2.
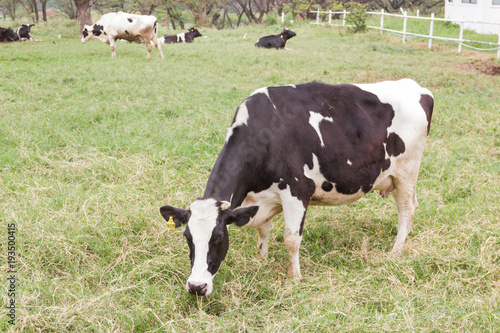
109 38 117 57
256 219 272 259
146 42 152 58
281 196 309 279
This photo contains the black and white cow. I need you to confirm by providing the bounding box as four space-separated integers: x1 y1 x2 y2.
255 28 296 49
81 12 164 58
159 27 202 43
17 24 36 41
161 79 434 296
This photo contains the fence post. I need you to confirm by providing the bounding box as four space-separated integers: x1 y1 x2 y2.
342 9 346 26
403 11 408 43
417 9 420 17
458 19 464 53
380 9 384 35
428 13 435 49
497 34 500 59
329 10 332 25
316 7 320 26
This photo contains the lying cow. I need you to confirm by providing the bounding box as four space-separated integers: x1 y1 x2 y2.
255 28 296 49
0 27 19 42
160 79 434 296
159 27 202 43
81 12 164 58
17 24 38 41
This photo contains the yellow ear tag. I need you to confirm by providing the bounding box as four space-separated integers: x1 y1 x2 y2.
166 216 176 230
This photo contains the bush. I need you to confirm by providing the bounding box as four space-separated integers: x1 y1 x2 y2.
345 2 368 33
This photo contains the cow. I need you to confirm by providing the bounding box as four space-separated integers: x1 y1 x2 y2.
160 79 434 296
16 24 37 41
81 12 164 58
159 27 202 43
255 28 296 49
0 27 19 42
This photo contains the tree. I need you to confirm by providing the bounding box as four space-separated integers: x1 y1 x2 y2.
0 0 19 20
40 0 48 21
54 0 77 19
74 0 93 37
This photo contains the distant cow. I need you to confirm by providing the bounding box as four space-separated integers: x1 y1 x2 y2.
0 27 19 42
161 79 434 296
255 28 296 49
81 12 164 58
160 27 202 43
17 24 36 41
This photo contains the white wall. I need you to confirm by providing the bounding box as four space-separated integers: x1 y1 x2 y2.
445 0 500 35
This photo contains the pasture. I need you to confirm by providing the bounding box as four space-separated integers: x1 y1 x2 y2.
1 21 499 332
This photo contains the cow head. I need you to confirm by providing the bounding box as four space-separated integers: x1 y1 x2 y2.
189 27 202 38
160 198 258 296
281 28 296 41
81 24 105 43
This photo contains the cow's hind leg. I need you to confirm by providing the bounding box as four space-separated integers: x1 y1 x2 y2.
152 36 165 59
391 177 419 257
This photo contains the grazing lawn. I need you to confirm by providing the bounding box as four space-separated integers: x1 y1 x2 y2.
0 20 499 332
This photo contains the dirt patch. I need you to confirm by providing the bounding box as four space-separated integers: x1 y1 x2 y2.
451 53 500 75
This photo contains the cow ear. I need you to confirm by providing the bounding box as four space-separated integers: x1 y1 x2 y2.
160 206 191 228
228 206 259 227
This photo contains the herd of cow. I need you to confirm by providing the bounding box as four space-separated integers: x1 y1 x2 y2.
0 23 39 42
80 12 297 58
3 11 435 297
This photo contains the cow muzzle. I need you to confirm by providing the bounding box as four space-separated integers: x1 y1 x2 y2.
186 281 211 296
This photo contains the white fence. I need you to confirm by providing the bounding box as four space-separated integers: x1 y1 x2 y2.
310 9 500 59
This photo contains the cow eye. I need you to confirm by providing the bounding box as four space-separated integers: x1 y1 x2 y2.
215 234 223 244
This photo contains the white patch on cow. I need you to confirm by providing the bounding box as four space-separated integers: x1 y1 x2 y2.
308 111 334 148
286 84 297 88
347 159 352 166
251 87 276 109
354 79 432 150
177 32 186 43
186 198 219 295
383 143 389 159
225 101 249 143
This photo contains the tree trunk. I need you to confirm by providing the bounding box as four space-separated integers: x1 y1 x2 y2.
41 0 47 21
75 0 92 38
32 0 39 22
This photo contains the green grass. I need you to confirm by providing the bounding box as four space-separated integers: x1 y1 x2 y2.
1 20 499 332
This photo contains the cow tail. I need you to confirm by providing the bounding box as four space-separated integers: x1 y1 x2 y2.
154 20 158 34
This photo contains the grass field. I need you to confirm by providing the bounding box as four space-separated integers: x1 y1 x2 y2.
1 20 499 332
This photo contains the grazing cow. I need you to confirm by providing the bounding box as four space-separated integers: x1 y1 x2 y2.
81 12 164 58
255 28 296 49
159 27 202 43
160 79 434 296
0 27 19 42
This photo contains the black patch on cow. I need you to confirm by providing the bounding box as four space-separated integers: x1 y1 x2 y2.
82 29 88 38
127 18 133 23
93 25 104 36
386 132 405 157
420 94 434 135
321 181 333 192
299 213 306 236
125 30 129 35
278 179 287 190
